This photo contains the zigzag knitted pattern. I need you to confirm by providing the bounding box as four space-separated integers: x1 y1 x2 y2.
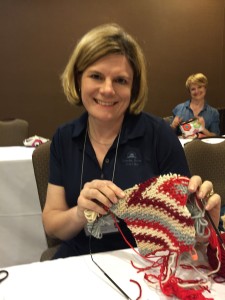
110 174 196 256
84 174 218 299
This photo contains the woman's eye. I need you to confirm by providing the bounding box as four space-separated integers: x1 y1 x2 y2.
90 73 101 80
115 77 128 85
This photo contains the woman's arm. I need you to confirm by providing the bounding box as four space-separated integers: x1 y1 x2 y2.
42 183 87 240
42 180 125 240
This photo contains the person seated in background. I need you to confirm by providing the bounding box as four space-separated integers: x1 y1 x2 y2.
171 73 220 137
42 24 221 259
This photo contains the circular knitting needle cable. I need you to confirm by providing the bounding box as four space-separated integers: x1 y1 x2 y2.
89 222 132 300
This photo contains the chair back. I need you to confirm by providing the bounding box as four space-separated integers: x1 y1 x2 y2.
0 118 29 146
32 141 61 260
184 139 225 206
218 107 225 135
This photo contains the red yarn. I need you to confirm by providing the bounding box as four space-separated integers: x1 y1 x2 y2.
207 231 225 279
107 176 218 299
130 279 142 300
161 276 213 300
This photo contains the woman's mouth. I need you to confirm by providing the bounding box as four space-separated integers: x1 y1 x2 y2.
94 99 117 106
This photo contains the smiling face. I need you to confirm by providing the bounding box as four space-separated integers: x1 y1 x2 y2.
189 84 206 101
80 54 133 125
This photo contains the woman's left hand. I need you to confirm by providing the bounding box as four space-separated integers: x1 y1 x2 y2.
197 116 205 130
188 175 221 227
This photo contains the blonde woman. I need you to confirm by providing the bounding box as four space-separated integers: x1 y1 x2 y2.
171 73 220 137
43 25 220 259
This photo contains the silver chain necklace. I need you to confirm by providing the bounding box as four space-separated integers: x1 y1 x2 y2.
80 125 122 191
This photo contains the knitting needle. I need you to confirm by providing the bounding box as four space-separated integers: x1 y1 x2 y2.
89 218 132 299
91 255 132 300
201 199 225 251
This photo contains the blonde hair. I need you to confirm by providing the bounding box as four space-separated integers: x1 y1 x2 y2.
61 23 148 114
185 73 208 90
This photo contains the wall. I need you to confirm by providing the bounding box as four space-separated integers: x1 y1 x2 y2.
0 0 225 138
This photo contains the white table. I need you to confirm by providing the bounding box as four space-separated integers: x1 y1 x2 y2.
179 137 225 147
0 248 224 300
0 146 47 268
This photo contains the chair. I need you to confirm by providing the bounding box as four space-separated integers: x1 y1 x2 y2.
218 107 225 135
184 139 225 207
0 118 29 146
32 141 61 261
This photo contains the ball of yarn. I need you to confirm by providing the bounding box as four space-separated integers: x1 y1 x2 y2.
207 232 225 278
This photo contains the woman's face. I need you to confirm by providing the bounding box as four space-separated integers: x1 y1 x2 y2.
189 84 206 101
80 54 133 123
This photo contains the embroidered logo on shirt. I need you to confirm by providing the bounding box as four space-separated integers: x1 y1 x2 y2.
122 151 142 167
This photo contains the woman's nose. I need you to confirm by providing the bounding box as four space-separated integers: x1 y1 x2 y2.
100 79 115 95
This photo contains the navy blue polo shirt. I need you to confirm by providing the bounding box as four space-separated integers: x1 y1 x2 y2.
49 112 190 258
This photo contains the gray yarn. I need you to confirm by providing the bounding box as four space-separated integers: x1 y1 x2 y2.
186 196 210 239
87 215 111 239
88 195 210 241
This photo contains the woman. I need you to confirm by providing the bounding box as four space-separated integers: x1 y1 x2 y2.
43 24 221 258
171 73 220 137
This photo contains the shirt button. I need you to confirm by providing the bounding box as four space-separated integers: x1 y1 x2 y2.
101 173 104 179
105 158 110 164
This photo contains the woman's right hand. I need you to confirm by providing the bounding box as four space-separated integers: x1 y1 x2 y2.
77 179 125 218
171 116 182 129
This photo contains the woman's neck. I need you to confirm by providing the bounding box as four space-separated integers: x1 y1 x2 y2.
190 97 205 106
88 117 123 146
190 98 205 116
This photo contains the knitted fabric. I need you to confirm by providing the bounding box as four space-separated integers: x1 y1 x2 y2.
85 174 196 255
111 174 195 256
84 174 218 299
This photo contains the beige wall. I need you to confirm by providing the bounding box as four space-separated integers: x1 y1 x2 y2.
1 0 225 138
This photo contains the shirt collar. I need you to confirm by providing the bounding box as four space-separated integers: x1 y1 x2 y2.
71 112 145 142
186 99 208 112
121 113 145 143
71 112 88 139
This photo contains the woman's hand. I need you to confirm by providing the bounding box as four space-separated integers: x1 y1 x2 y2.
197 116 205 130
197 116 216 137
77 179 125 218
188 175 221 227
171 116 182 129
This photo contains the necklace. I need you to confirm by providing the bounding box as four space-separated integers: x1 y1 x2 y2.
80 125 121 191
88 130 113 146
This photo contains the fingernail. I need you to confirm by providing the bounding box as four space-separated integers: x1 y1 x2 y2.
188 186 195 192
112 197 118 204
120 192 125 198
199 191 204 198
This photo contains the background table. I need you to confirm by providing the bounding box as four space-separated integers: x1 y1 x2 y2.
179 136 225 147
0 146 47 268
0 248 224 300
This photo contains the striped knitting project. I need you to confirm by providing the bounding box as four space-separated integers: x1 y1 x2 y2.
84 174 217 299
110 173 195 256
85 174 196 256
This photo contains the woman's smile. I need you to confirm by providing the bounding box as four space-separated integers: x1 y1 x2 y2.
93 98 118 106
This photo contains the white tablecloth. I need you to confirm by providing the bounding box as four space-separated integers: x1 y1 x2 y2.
0 248 224 300
179 137 225 147
0 147 47 268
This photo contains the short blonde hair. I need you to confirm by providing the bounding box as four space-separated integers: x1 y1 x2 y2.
185 73 208 90
61 23 148 114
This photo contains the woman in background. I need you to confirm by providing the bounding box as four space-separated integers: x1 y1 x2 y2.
171 73 220 137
